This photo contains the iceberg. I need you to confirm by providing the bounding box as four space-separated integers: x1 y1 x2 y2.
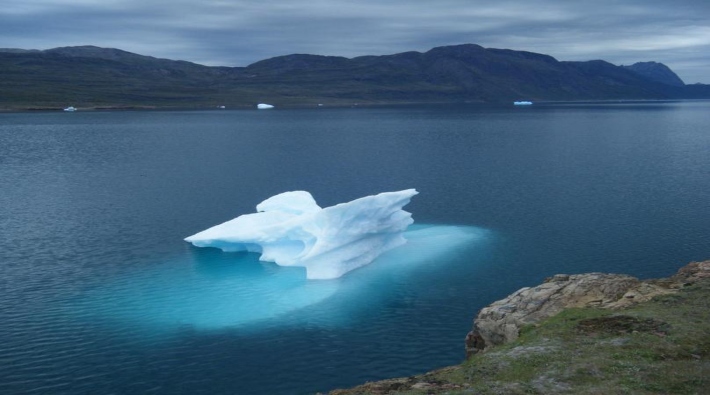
257 103 274 109
185 189 418 279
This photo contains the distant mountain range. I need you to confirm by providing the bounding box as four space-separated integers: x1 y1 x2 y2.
1 44 708 109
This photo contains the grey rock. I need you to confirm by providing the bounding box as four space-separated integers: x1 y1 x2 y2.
465 260 710 357
470 273 639 351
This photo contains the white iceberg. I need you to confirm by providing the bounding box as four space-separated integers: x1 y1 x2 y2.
257 103 274 109
185 189 418 279
513 101 533 105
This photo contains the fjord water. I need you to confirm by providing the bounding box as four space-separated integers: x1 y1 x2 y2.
1 102 709 394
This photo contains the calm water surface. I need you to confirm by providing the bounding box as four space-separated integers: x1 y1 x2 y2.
1 102 709 394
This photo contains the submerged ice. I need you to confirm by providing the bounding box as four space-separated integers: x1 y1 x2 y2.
185 189 418 279
82 190 489 331
82 223 486 331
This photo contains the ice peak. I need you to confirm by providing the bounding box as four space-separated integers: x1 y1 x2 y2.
256 191 321 215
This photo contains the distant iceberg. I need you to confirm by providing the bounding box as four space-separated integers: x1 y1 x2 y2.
257 103 274 109
63 106 77 112
513 101 533 105
185 189 418 279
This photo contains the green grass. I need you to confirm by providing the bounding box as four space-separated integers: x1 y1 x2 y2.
330 278 710 394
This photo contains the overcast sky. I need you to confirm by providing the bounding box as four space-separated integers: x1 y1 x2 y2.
2 0 709 83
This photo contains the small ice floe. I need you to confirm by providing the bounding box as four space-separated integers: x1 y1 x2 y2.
257 103 274 109
513 101 533 106
63 106 77 112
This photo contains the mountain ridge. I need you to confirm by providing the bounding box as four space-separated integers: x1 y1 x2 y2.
1 44 708 109
623 61 685 87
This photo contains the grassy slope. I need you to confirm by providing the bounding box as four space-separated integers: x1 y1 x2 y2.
330 276 710 394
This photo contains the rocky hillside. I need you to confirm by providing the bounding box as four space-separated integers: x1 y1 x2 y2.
329 260 710 394
623 62 686 87
2 44 709 109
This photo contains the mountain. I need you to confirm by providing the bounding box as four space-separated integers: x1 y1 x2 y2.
0 44 707 109
237 44 688 103
623 61 685 87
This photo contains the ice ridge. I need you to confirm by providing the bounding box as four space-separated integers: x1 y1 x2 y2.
185 189 418 279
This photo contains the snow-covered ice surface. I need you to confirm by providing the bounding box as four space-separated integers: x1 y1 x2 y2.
185 189 418 279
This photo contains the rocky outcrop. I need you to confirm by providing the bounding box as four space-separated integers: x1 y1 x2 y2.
465 260 710 358
329 260 710 394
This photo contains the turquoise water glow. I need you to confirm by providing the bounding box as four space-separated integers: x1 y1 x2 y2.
75 225 488 332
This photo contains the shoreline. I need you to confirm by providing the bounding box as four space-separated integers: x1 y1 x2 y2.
1 99 703 114
328 260 710 394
